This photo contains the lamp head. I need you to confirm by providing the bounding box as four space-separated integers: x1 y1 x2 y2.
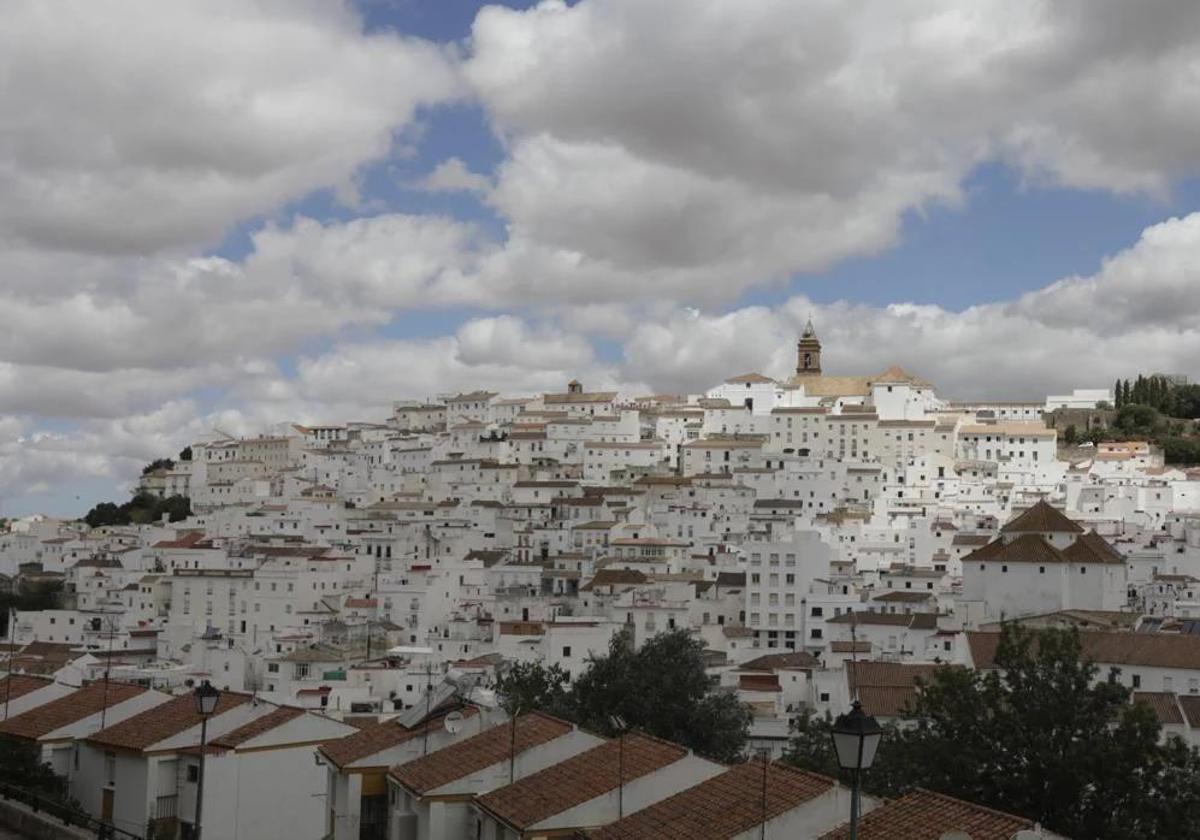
830 700 883 771
193 679 220 717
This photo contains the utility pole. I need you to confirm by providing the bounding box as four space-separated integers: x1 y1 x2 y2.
2 604 12 721
99 613 116 730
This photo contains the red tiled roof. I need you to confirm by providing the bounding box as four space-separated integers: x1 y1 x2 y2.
1133 692 1185 726
152 531 210 549
738 674 782 693
968 630 1200 671
86 691 252 752
0 674 53 703
1000 500 1083 534
390 712 572 795
343 598 378 609
0 681 147 740
591 761 834 839
210 705 305 749
318 709 477 769
477 733 686 830
737 652 821 671
821 789 1033 839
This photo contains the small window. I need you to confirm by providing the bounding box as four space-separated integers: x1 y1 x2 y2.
562 646 572 658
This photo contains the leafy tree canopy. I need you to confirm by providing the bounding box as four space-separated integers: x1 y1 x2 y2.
785 624 1200 839
141 457 174 475
84 492 191 529
495 628 751 762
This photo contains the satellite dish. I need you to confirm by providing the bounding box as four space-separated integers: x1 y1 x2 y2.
443 711 464 735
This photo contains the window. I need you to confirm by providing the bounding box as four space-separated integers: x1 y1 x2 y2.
187 765 199 783
810 628 823 639
562 646 572 658
811 606 823 617
267 663 279 673
1132 674 1141 688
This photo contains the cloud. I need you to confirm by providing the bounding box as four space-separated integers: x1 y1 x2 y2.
465 0 1200 303
619 214 1200 398
414 157 493 194
0 0 459 255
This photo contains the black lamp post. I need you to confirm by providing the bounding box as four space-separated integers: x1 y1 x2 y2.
192 680 220 840
830 700 882 840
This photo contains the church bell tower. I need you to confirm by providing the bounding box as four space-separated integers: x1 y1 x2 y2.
795 318 822 376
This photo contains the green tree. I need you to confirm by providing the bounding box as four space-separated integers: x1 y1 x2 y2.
496 629 751 763
1173 384 1200 419
1062 425 1077 445
568 628 751 762
178 445 193 461
141 458 174 475
785 625 1200 839
494 660 572 718
1115 403 1162 435
1113 378 1122 408
0 736 72 800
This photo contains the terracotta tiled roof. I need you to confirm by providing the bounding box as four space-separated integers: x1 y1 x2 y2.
0 681 148 740
968 631 1200 671
1132 692 1185 726
318 709 475 769
1061 531 1124 565
828 612 938 630
725 373 776 384
581 569 649 592
1179 694 1200 728
845 661 947 719
477 733 686 830
86 691 252 752
0 674 53 702
821 789 1033 839
738 674 781 692
1000 500 1083 534
873 591 935 603
829 641 871 654
210 705 305 749
590 761 834 839
738 652 820 671
390 712 572 795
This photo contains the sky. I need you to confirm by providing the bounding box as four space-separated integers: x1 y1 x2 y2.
3 0 1200 518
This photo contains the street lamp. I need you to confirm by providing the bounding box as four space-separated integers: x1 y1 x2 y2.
192 680 220 840
830 700 882 840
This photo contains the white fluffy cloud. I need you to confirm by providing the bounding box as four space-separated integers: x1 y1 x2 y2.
0 0 459 255
466 0 1200 303
621 214 1200 398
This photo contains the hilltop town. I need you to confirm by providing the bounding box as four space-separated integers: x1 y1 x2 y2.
3 325 1199 839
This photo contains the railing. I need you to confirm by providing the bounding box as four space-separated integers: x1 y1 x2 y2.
154 793 178 820
0 780 143 839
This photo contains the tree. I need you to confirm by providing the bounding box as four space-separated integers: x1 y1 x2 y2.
1113 378 1123 408
1173 385 1200 419
1062 424 1078 446
494 660 572 718
785 625 1200 839
1115 403 1162 435
568 628 751 762
178 445 193 461
495 629 751 763
141 458 174 475
0 736 72 801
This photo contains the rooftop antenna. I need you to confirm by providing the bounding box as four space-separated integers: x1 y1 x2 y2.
509 703 521 784
757 747 772 840
610 715 628 820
